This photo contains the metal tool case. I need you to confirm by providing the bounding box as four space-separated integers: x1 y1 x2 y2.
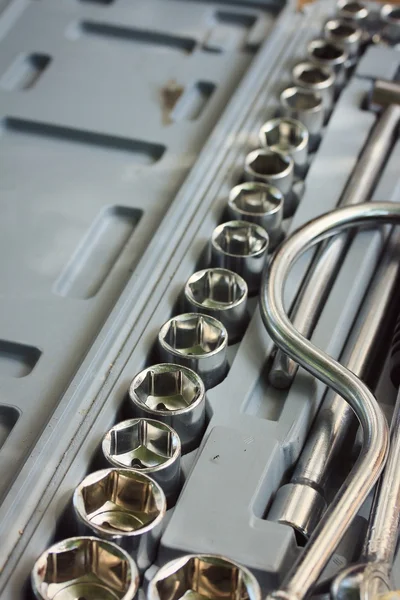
1 0 400 597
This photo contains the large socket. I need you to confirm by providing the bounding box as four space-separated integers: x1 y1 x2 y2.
147 554 262 600
31 536 140 599
73 469 166 573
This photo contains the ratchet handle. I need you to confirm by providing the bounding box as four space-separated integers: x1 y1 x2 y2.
390 310 400 388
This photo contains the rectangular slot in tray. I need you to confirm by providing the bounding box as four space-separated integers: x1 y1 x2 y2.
54 206 143 299
0 54 51 91
0 406 19 452
0 341 41 379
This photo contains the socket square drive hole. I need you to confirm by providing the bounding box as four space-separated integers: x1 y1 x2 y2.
77 470 164 533
214 222 267 256
339 1 367 15
32 537 138 600
133 365 203 411
283 88 321 111
261 120 307 152
153 555 258 600
106 419 179 469
382 5 400 23
187 269 246 308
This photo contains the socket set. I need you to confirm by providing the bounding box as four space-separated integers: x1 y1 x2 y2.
2 0 400 598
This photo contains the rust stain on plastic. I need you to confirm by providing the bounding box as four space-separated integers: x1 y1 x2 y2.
160 79 184 125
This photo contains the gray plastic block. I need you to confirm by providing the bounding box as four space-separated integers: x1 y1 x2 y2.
355 45 400 81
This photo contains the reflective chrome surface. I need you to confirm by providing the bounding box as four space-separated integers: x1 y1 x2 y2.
129 363 206 451
244 148 294 198
308 39 349 88
324 19 362 57
292 62 335 111
211 220 269 295
73 469 166 573
268 228 400 542
102 418 181 505
31 536 139 599
228 182 284 244
157 315 227 389
270 88 400 388
280 86 324 137
148 554 262 600
259 117 308 185
260 201 397 600
337 1 369 23
184 268 248 344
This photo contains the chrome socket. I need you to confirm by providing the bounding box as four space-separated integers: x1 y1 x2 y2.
292 61 335 113
280 87 324 148
102 418 181 506
267 483 327 542
157 314 228 389
147 554 262 600
129 363 206 451
307 38 349 89
380 5 400 45
32 536 139 600
184 268 248 344
211 220 269 294
259 117 308 184
73 469 166 573
324 19 362 57
337 1 369 24
228 182 284 246
244 147 294 202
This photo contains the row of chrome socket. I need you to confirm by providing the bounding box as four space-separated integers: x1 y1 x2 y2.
30 2 398 599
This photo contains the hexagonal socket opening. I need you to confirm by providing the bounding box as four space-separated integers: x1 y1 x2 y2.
32 537 138 600
132 364 203 411
382 5 400 23
153 555 259 600
246 150 290 177
160 315 226 358
103 419 180 469
325 19 359 40
309 39 346 62
281 87 321 111
338 1 368 19
186 269 247 309
293 63 331 86
213 222 268 257
260 119 307 153
75 470 165 534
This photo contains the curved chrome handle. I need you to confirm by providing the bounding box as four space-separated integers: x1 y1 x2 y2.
259 201 400 600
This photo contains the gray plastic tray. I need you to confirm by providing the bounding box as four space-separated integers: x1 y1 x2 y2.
1 0 400 597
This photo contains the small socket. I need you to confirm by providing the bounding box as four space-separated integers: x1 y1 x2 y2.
292 61 335 111
259 117 308 183
184 268 248 344
73 469 166 573
280 86 324 138
102 418 181 505
307 38 349 89
211 220 269 295
324 19 362 57
31 536 139 600
244 147 294 202
228 182 284 246
129 363 206 451
147 554 262 600
337 1 369 23
380 5 400 44
381 4 400 25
